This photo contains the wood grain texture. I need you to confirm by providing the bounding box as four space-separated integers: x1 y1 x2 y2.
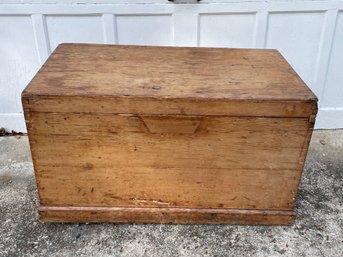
22 44 317 117
141 115 201 134
23 43 316 101
23 96 317 118
22 44 317 224
39 206 295 225
26 112 312 210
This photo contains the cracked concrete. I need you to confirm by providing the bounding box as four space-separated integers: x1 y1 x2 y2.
0 130 342 257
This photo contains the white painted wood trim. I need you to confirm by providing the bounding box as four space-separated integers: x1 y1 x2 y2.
0 114 27 133
253 10 268 48
316 108 343 129
102 14 116 44
172 13 199 46
31 14 51 64
316 9 339 108
1 2 342 15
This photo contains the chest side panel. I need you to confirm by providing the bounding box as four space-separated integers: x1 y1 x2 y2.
26 110 313 210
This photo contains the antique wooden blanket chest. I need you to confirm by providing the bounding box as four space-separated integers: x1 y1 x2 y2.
22 44 317 225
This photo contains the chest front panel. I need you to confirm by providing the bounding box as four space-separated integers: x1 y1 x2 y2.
27 111 311 210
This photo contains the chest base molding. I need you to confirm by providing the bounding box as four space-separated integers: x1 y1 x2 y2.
38 206 295 225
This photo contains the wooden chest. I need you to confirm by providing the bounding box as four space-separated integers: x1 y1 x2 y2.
22 44 317 225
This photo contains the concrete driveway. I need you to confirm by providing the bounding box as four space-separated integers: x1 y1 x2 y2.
0 131 342 257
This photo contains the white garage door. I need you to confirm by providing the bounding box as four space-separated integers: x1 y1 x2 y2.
1 0 343 131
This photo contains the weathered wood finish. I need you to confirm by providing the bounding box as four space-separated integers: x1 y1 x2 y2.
24 96 316 118
26 112 311 210
39 206 295 225
22 44 316 102
22 44 317 224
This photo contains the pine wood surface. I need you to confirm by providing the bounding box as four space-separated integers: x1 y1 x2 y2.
26 113 313 210
23 44 316 101
22 44 317 224
38 206 295 225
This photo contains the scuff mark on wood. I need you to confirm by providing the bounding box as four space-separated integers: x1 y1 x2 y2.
129 198 170 205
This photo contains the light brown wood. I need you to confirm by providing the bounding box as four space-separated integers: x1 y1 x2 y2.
22 44 317 118
23 96 316 118
39 206 295 225
23 44 316 102
22 44 317 224
141 115 201 134
26 112 311 210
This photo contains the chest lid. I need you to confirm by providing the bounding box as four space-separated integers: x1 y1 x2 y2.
22 44 317 118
